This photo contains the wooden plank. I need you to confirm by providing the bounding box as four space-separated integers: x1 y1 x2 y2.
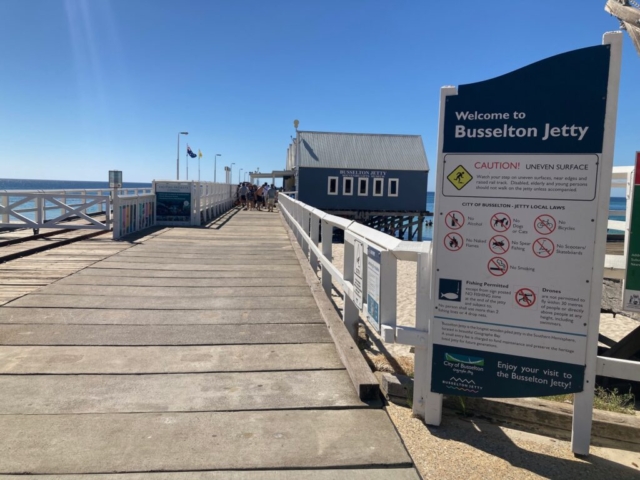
0 307 322 325
0 323 331 346
0 469 421 480
55 275 306 287
281 215 380 401
98 256 301 265
37 284 312 298
0 409 412 474
0 344 344 374
0 370 370 414
6 294 317 310
73 268 304 279
88 262 302 271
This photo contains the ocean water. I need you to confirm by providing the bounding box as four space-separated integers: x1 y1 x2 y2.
0 180 627 239
0 178 152 222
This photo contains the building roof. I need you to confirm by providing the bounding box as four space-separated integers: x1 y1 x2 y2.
295 131 429 171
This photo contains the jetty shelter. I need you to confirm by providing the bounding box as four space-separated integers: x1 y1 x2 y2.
284 131 429 213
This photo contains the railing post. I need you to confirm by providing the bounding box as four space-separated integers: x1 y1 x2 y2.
343 238 359 341
36 195 44 227
309 212 319 273
112 190 120 239
321 220 333 296
1 194 9 224
301 208 310 259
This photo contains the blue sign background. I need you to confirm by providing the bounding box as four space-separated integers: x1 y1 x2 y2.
443 45 610 154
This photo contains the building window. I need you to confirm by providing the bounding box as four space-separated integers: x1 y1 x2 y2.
328 176 338 195
373 178 383 196
343 177 353 195
358 178 368 196
388 178 399 197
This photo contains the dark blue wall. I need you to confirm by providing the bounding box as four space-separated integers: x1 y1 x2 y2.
298 167 428 212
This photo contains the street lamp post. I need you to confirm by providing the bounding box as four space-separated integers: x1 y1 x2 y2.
177 132 188 180
230 163 235 185
215 154 221 183
239 168 243 184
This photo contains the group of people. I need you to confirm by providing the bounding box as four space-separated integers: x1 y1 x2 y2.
236 182 279 212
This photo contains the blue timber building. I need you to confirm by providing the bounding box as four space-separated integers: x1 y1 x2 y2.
286 131 430 214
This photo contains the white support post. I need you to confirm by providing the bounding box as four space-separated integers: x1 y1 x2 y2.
36 196 44 226
571 31 622 457
310 212 319 273
301 208 310 259
343 238 360 341
379 250 397 332
321 220 333 296
1 195 9 224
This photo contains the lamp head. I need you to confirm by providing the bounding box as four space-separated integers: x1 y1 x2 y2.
180 132 188 135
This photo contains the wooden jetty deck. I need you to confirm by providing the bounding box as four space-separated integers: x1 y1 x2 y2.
0 209 419 478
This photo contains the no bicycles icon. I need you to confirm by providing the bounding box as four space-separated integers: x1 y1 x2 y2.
534 215 556 235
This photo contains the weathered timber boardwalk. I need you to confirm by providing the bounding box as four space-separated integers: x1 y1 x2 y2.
0 208 419 478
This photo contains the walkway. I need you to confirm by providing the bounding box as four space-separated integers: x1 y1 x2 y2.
0 209 419 478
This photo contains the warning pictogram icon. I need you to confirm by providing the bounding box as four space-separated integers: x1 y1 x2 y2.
515 288 537 308
490 212 511 232
447 165 473 190
444 232 464 251
489 235 510 254
533 238 555 258
534 214 556 235
444 211 465 230
487 257 509 276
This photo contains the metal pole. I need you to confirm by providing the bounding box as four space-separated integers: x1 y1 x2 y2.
214 156 217 183
176 133 180 180
187 149 189 181
239 168 243 184
198 155 200 183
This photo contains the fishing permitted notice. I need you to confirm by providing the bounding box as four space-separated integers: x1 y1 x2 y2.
430 43 613 397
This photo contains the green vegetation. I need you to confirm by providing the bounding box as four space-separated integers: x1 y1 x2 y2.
543 386 636 415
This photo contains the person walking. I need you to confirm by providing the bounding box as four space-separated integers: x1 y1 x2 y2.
238 183 248 210
246 185 255 211
267 184 278 212
255 184 265 211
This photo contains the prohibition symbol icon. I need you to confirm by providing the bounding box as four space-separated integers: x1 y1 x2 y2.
487 257 509 276
490 212 511 232
489 235 510 254
533 238 555 258
445 211 465 230
444 232 464 251
534 214 556 235
515 288 536 308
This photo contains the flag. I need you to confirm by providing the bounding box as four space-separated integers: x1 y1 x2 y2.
198 149 202 158
187 145 197 158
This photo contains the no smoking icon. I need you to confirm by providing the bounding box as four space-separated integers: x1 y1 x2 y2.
515 288 537 308
534 215 556 235
489 235 510 254
445 211 464 230
444 232 463 251
487 257 509 276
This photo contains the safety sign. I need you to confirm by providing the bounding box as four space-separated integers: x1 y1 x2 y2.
445 211 465 230
515 288 537 308
353 240 363 310
447 165 473 190
487 257 508 276
534 215 556 235
430 40 619 399
623 152 640 312
366 246 382 330
490 213 511 232
489 235 510 254
444 232 464 251
533 238 555 258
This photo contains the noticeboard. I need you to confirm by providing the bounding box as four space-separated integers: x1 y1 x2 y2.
353 240 364 310
623 152 640 312
155 181 192 225
430 44 612 398
366 246 381 332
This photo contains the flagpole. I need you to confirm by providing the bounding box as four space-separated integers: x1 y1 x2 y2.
198 155 201 183
186 146 189 181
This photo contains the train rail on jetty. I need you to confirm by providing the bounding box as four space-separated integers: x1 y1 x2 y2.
0 207 420 477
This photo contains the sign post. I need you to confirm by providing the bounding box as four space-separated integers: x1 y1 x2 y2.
622 152 640 311
425 33 622 456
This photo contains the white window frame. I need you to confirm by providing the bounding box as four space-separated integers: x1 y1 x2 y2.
343 177 354 196
358 177 369 196
388 178 399 197
373 178 384 197
328 176 339 195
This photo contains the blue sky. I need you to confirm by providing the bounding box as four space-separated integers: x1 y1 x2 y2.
0 0 637 190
